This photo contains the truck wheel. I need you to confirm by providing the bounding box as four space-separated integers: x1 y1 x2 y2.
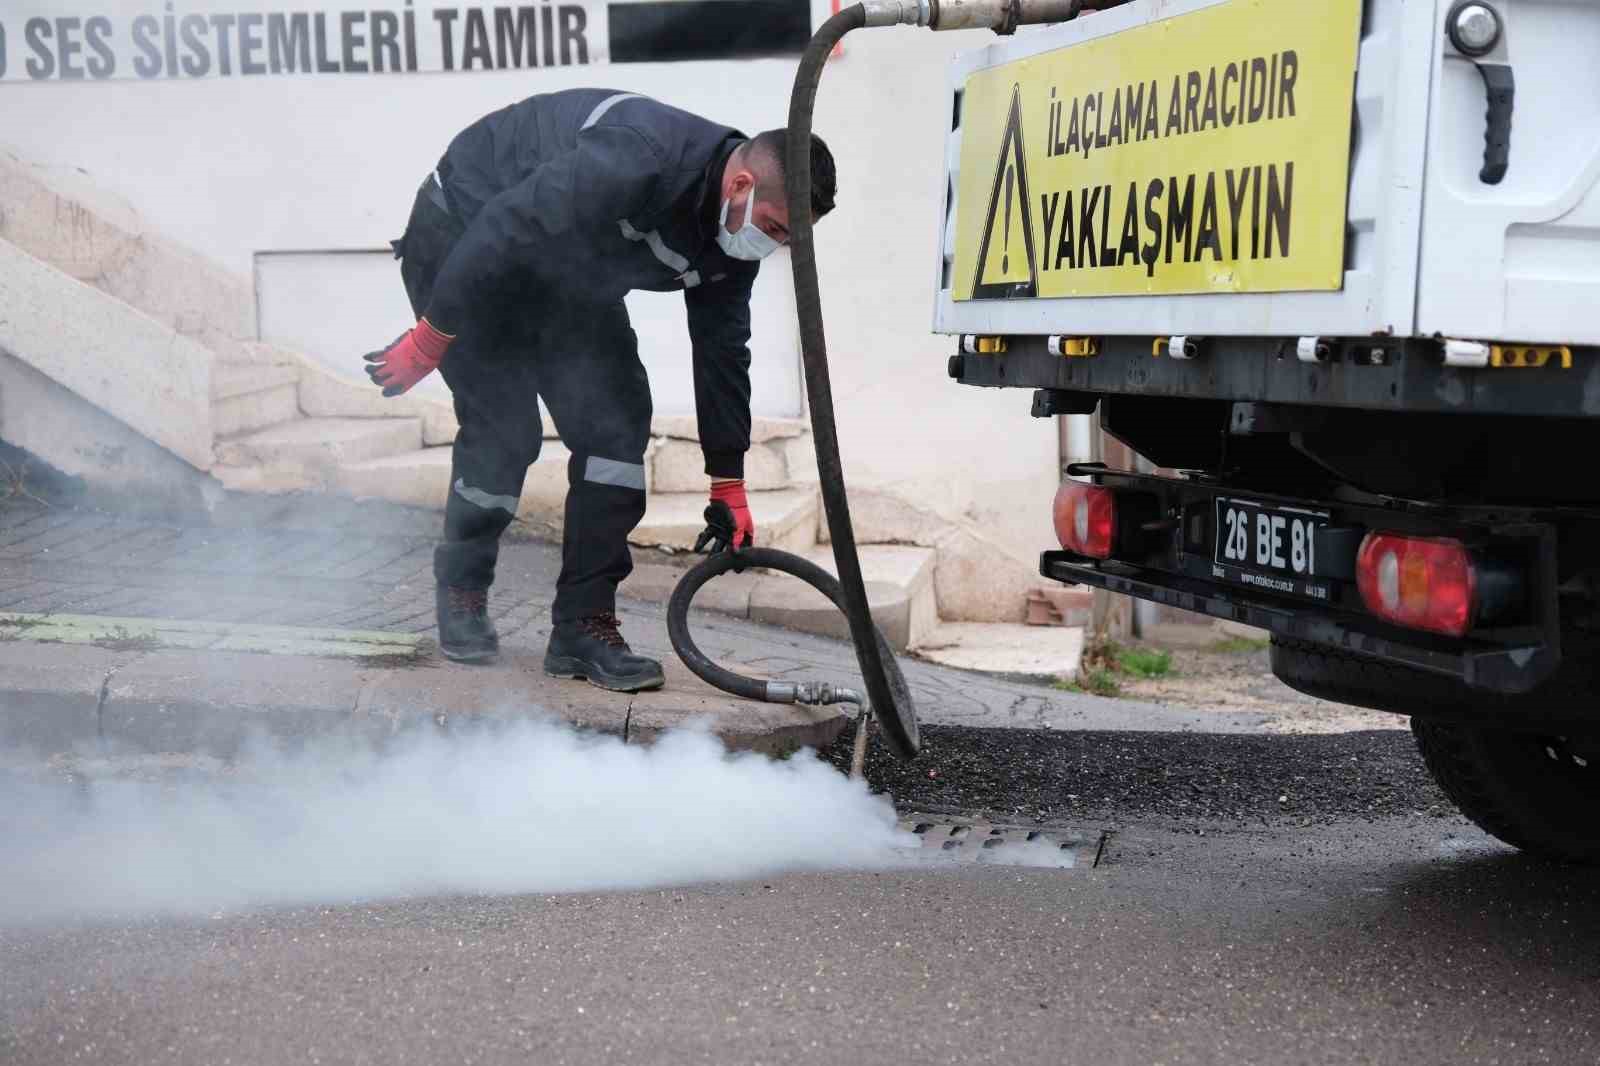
1411 719 1600 864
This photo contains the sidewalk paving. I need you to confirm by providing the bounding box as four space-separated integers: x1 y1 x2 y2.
0 496 1293 762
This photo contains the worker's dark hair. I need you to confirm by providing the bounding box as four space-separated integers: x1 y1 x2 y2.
748 129 838 219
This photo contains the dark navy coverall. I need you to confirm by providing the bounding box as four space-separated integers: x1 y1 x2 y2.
391 89 760 623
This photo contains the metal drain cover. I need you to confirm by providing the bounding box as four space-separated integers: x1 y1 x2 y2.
897 813 1109 869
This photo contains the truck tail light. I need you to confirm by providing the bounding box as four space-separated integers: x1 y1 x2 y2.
1054 482 1116 558
1356 534 1477 637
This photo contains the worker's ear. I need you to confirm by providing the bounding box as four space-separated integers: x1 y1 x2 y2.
729 168 756 195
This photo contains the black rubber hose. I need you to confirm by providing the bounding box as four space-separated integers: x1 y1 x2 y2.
784 4 920 758
666 547 905 707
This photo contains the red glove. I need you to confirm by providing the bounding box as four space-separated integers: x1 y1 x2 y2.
705 479 756 551
363 318 453 397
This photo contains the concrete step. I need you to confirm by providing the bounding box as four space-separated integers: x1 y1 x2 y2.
211 363 300 401
651 414 807 444
631 489 818 554
748 545 939 651
210 463 316 495
649 437 791 493
212 381 300 437
911 622 1084 679
214 417 422 472
334 443 570 519
297 359 460 445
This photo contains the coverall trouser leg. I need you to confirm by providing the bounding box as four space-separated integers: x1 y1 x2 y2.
395 173 653 622
435 307 652 624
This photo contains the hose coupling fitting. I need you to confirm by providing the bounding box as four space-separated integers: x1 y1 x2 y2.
869 0 1083 31
766 681 866 707
861 0 934 26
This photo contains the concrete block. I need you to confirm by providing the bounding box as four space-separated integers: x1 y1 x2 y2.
0 237 213 469
746 545 935 650
0 642 134 755
650 439 788 493
632 489 817 554
0 352 220 517
333 443 570 520
650 414 807 444
214 417 422 475
295 357 460 445
810 485 1037 624
514 444 572 537
804 544 939 646
928 525 1037 624
0 152 256 356
782 434 820 485
618 562 758 617
1026 587 1094 627
815 485 953 547
228 341 303 368
99 650 376 757
423 409 460 446
335 447 453 510
912 622 1084 679
212 382 299 437
211 363 300 401
357 648 629 737
210 463 316 496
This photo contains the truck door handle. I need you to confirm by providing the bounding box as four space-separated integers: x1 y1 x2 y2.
1475 63 1514 185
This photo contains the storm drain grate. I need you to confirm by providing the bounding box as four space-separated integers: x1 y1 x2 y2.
897 813 1110 869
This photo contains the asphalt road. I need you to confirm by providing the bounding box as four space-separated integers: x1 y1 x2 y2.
5 755 1599 1065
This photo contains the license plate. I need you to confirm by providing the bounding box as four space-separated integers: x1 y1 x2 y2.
1212 498 1332 602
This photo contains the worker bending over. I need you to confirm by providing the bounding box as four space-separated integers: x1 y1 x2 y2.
364 89 837 692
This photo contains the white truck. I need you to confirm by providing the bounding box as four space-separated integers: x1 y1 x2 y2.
936 0 1600 861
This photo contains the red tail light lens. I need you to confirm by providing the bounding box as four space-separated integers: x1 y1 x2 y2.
1053 482 1117 558
1356 534 1477 637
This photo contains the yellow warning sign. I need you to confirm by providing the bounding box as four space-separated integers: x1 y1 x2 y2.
972 86 1038 299
951 0 1361 302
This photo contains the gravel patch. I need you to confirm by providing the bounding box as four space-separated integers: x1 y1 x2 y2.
822 724 1453 828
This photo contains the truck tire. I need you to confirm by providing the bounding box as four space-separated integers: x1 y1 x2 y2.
1268 637 1430 715
1411 719 1600 864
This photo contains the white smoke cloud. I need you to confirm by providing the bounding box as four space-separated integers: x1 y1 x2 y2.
0 719 914 924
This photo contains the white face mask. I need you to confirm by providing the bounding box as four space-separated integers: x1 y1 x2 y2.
717 190 782 261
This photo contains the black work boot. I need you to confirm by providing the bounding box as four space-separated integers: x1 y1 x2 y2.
545 612 664 693
436 585 500 663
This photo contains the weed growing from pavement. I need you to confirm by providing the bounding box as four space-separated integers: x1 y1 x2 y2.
350 651 429 668
1053 642 1173 698
93 627 163 653
1061 666 1123 697
0 456 51 507
1115 646 1173 678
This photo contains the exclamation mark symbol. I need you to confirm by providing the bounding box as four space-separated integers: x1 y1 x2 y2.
1002 163 1014 274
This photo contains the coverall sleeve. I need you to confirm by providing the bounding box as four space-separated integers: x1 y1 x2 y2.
423 124 665 334
684 269 758 479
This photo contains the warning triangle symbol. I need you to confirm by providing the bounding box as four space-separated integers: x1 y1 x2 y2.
971 84 1038 300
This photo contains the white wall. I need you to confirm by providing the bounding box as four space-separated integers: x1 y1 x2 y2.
0 11 1059 559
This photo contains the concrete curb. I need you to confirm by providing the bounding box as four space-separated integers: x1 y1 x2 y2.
0 642 847 761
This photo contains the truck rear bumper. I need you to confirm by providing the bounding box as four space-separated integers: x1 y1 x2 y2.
1041 469 1564 696
1043 553 1559 695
